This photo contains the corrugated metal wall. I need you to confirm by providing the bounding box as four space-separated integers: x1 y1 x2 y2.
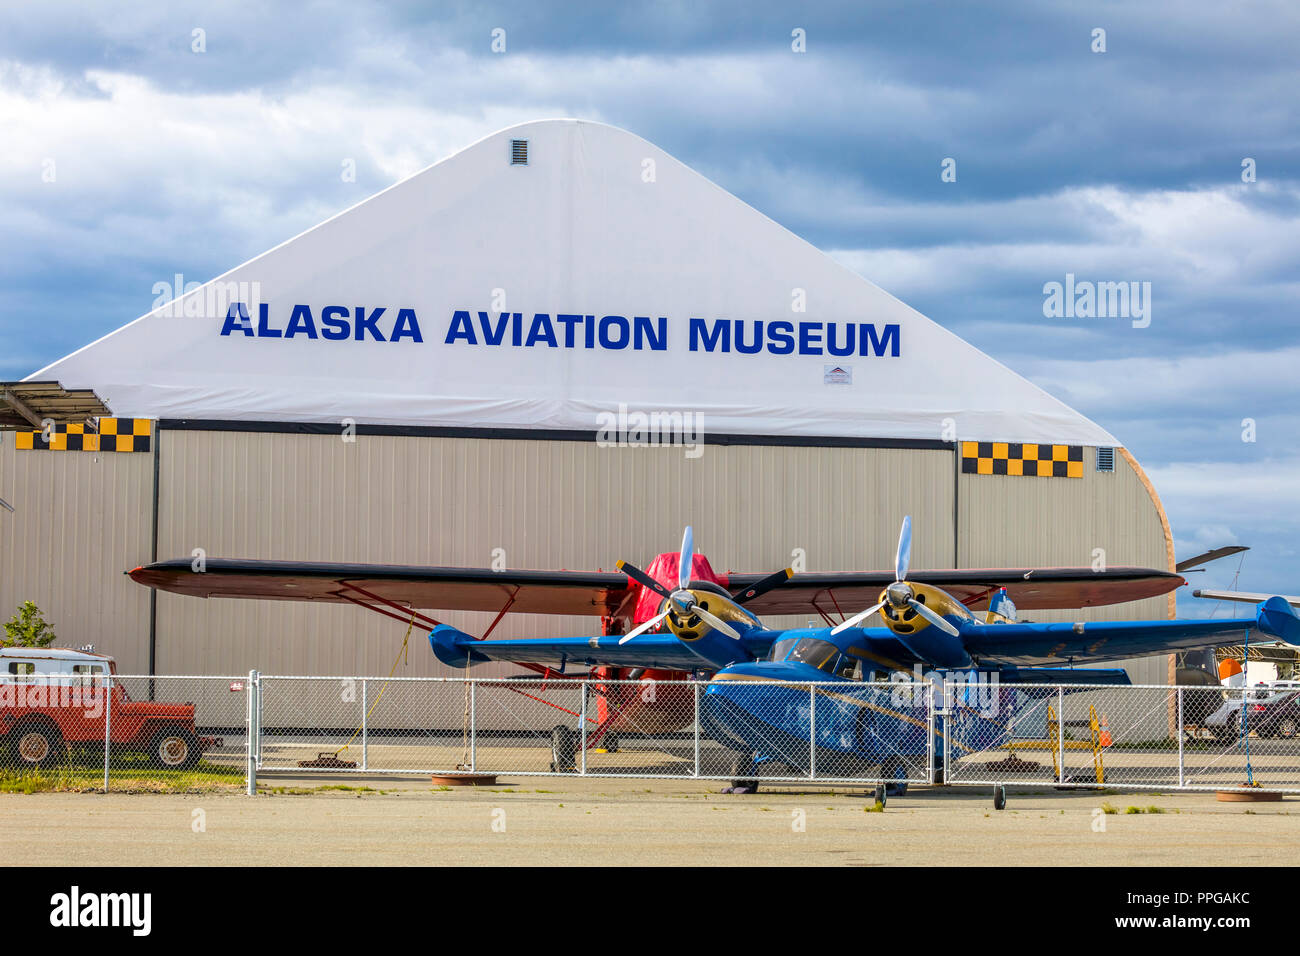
0 430 153 671
0 426 1174 687
154 431 955 676
958 445 1172 685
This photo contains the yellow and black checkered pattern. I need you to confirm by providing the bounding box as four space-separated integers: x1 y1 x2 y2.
15 418 152 453
961 441 1083 478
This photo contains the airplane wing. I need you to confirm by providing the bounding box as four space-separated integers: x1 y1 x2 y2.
1193 589 1300 608
961 597 1300 666
731 566 1184 615
129 559 633 617
1176 546 1248 573
427 628 773 672
131 559 1183 621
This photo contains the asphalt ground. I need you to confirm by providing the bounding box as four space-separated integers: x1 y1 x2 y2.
2 774 1298 866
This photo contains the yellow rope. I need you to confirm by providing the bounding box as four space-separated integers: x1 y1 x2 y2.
335 613 414 756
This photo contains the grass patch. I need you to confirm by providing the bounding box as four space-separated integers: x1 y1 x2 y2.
1100 802 1118 814
0 761 242 794
864 801 884 813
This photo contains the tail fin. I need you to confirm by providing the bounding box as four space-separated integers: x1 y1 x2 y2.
1257 596 1300 646
986 587 1017 623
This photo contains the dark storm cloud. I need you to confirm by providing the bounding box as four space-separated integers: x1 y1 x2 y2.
2 0 1298 587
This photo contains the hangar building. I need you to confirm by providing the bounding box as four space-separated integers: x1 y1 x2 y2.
0 120 1175 684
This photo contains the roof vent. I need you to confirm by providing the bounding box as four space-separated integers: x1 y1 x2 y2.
1096 447 1115 472
510 140 528 165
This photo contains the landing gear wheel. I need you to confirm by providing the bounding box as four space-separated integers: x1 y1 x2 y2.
724 750 759 793
550 725 576 773
152 728 202 770
602 731 620 753
882 758 910 796
873 784 887 807
993 785 1007 810
13 726 62 769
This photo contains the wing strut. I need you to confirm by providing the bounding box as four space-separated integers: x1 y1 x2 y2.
330 582 444 629
481 587 521 641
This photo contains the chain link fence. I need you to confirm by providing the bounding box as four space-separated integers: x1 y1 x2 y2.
0 673 247 791
943 683 1300 793
4 673 1299 793
252 676 933 783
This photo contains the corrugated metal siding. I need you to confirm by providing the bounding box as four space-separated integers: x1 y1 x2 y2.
958 445 1172 685
155 432 954 676
1 426 1176 689
0 430 153 671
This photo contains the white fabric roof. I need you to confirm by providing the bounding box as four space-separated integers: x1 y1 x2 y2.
29 119 1116 446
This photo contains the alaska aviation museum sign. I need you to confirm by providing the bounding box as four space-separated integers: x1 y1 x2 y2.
219 304 902 358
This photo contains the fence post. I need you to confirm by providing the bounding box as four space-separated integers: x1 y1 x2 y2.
693 682 701 778
469 681 477 772
808 683 817 780
361 678 368 772
927 680 936 785
102 673 112 793
1056 686 1065 785
246 669 258 796
942 680 952 784
579 681 587 775
1177 685 1185 788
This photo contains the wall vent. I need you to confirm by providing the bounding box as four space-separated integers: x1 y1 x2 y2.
510 140 528 165
1096 446 1115 472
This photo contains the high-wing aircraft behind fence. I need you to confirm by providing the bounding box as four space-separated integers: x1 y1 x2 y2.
130 522 1300 790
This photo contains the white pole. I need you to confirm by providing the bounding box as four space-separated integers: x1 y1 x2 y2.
579 681 587 774
361 678 368 771
693 682 701 778
1057 686 1065 785
102 674 112 792
809 683 817 780
942 680 953 783
1177 686 1185 788
245 669 257 796
927 682 936 785
469 681 477 772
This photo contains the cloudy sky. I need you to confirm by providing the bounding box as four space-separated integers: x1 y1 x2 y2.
2 0 1296 605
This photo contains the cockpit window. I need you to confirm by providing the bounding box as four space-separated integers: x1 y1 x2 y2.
769 638 842 673
769 638 798 662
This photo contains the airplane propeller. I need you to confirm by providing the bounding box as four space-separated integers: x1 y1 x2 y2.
616 526 748 644
831 516 960 637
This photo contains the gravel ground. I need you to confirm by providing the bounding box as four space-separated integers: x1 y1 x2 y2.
2 775 1298 866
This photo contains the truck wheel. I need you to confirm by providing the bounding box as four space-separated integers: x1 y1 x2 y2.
13 725 62 768
152 729 202 770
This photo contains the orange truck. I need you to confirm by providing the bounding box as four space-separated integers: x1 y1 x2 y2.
0 647 218 770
